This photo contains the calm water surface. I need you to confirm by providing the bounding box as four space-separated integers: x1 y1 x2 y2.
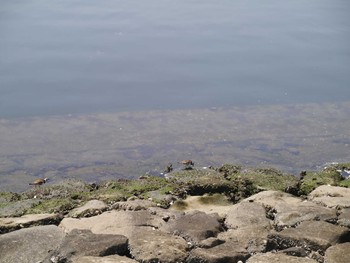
1 0 350 118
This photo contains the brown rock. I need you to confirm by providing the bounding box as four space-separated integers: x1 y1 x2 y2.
129 227 188 263
268 221 350 253
324 242 350 263
274 201 337 228
337 208 350 227
247 252 318 263
225 201 271 229
308 185 350 208
0 213 62 234
219 225 270 254
110 199 157 211
69 200 108 218
73 255 138 263
188 239 249 263
163 210 223 244
48 229 128 262
59 210 165 237
0 225 64 263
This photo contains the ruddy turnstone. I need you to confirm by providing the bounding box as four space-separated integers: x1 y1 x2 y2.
29 178 48 186
178 160 194 166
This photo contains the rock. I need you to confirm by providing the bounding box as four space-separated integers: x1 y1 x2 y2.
163 210 223 244
0 225 64 263
0 199 41 217
308 185 350 208
247 252 318 263
243 190 302 208
59 210 165 237
337 208 350 227
0 213 62 234
73 255 138 263
278 247 308 257
225 201 271 229
198 237 225 248
188 239 249 263
242 190 337 229
218 225 270 254
69 200 108 218
110 199 156 211
170 195 232 218
128 228 188 263
273 201 337 229
268 221 350 253
47 229 128 262
324 242 350 263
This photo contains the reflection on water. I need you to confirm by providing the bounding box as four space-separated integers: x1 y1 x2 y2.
1 102 350 192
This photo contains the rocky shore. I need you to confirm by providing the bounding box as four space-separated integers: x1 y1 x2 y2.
1 163 350 263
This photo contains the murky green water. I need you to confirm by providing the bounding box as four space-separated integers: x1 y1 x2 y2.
1 102 350 192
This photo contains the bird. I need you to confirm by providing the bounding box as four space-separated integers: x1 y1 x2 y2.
29 178 48 186
164 163 173 173
178 160 194 166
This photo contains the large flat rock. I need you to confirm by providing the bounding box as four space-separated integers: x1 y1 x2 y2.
188 239 249 263
243 190 302 208
48 229 128 262
308 185 350 208
59 210 165 237
225 201 271 229
0 213 62 234
0 225 65 263
324 242 350 263
162 210 223 244
247 252 318 263
73 255 138 263
268 221 350 253
129 228 188 263
274 201 337 228
69 200 108 218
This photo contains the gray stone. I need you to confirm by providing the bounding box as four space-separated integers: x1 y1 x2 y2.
274 201 337 228
73 255 138 263
268 221 350 253
0 213 62 234
69 200 108 218
47 229 128 262
198 237 225 248
218 225 270 254
243 190 302 208
163 210 223 244
0 225 65 263
59 210 165 237
337 208 350 227
129 227 188 263
225 201 271 229
324 242 350 263
308 185 350 208
247 252 318 263
188 239 249 263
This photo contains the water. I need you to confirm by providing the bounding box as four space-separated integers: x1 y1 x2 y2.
1 0 350 192
1 0 350 118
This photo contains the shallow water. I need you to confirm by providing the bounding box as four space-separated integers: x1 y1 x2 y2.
1 102 350 192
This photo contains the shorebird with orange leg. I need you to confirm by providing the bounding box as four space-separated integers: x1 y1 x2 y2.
178 160 194 170
29 178 49 186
